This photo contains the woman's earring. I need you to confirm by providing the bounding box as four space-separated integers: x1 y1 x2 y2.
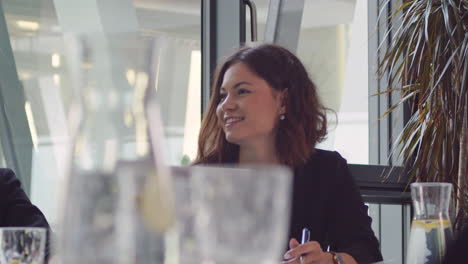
280 114 285 120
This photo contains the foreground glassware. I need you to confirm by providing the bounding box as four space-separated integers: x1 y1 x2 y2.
170 166 199 264
58 32 174 264
0 228 46 264
406 183 453 264
189 165 293 264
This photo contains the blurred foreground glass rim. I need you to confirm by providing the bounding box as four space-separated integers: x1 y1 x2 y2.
191 164 293 172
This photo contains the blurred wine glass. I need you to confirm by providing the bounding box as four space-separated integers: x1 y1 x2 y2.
189 165 293 264
58 32 174 264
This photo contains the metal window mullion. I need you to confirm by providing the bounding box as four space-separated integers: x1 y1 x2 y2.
389 0 402 166
368 0 381 165
201 0 215 113
0 1 33 193
402 203 412 264
202 0 245 114
389 0 410 167
368 0 395 166
264 0 305 53
0 86 22 176
378 203 382 248
380 0 392 166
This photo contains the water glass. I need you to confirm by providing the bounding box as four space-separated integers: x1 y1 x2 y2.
0 227 46 264
190 165 292 264
58 32 174 264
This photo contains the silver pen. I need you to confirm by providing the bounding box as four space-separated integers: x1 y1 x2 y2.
301 228 310 244
300 228 310 263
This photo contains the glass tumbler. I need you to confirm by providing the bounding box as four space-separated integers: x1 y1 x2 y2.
190 165 293 264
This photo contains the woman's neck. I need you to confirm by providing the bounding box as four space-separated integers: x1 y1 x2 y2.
238 140 279 164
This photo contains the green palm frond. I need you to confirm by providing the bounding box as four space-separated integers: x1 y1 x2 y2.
378 0 468 229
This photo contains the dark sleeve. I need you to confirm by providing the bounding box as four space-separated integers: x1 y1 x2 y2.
327 153 383 263
0 168 51 260
0 168 50 228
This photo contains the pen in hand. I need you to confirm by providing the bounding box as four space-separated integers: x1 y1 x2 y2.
301 228 310 244
283 228 310 263
300 228 310 263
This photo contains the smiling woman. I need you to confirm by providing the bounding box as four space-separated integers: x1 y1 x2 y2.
193 44 383 264
195 44 327 166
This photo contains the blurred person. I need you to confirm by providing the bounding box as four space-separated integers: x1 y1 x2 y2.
194 44 383 264
0 168 51 261
0 168 49 227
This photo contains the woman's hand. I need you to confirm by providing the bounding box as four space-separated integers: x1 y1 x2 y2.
281 238 333 264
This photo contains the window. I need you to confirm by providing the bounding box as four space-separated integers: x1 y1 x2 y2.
246 0 369 164
295 0 369 164
0 0 201 225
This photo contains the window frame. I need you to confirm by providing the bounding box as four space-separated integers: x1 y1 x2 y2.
0 0 33 192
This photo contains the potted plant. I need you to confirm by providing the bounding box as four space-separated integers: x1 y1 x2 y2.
379 0 467 230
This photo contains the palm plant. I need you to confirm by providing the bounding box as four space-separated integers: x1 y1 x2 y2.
379 0 468 230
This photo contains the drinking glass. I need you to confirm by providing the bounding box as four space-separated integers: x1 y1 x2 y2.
170 166 200 264
189 165 293 264
406 183 453 264
0 228 46 264
58 32 174 264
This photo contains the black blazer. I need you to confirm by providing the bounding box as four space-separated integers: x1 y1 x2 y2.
288 149 383 263
0 168 50 228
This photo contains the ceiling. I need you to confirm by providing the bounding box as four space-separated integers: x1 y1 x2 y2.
3 0 357 36
2 0 358 78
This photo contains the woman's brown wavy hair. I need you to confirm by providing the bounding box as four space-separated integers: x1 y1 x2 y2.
193 44 328 167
